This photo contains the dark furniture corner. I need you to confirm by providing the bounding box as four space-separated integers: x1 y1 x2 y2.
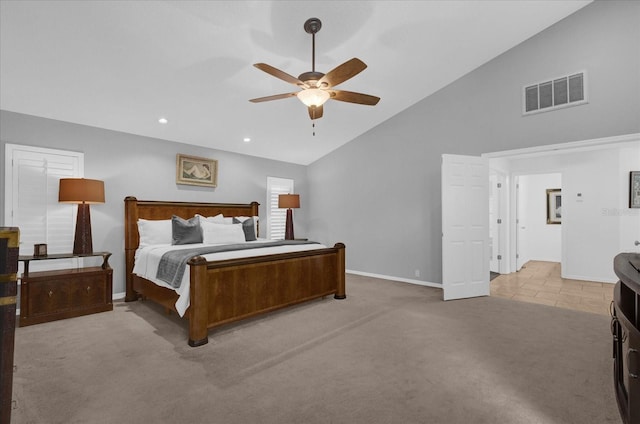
612 252 640 424
0 227 19 424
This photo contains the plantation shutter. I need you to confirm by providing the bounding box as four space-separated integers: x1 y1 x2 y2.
266 177 294 240
4 144 83 270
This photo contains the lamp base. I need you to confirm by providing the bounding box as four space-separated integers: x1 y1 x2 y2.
73 203 93 255
284 208 295 240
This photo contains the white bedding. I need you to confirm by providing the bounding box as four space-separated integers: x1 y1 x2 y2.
132 239 327 317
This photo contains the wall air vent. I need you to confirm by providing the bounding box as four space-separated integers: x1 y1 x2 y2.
523 71 587 115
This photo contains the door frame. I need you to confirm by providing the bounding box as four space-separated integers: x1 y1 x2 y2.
489 169 508 274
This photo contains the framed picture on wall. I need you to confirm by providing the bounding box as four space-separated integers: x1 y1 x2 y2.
176 154 218 187
631 171 640 208
546 188 561 224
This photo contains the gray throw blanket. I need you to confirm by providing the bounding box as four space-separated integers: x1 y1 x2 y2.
156 240 320 288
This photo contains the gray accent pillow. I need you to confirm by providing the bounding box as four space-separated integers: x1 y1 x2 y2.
172 215 202 245
233 217 256 241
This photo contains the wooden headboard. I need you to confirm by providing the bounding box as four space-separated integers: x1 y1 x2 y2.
124 196 260 251
124 196 260 301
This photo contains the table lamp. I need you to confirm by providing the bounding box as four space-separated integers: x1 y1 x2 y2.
278 194 300 240
59 178 105 254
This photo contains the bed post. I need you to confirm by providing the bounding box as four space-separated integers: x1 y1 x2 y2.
124 196 139 302
334 243 346 299
188 256 209 347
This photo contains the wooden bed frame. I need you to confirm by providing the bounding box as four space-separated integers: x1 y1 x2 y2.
124 196 346 347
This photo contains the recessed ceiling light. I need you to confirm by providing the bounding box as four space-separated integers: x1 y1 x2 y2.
158 118 168 124
243 137 251 143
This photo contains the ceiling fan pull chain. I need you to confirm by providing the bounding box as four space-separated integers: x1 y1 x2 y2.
312 120 316 137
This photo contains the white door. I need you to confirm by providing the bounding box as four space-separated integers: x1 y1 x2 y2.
442 154 490 301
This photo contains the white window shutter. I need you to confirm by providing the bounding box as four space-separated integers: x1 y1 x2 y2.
5 145 83 266
266 177 294 240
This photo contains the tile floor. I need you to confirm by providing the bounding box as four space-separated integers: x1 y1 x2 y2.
491 260 614 316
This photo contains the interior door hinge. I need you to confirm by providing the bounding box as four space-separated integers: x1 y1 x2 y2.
497 183 502 188
497 219 502 224
497 255 502 260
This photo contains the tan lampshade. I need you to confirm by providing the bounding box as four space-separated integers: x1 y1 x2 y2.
59 178 105 204
278 194 300 209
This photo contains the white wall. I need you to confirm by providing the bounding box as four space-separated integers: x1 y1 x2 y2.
506 140 640 283
517 173 562 264
618 145 640 254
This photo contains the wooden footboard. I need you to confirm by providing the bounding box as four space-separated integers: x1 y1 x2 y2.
124 197 346 346
187 243 345 346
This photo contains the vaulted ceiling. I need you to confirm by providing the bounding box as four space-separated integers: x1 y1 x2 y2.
0 1 591 164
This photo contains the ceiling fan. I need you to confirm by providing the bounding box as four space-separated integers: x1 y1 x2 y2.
249 17 380 121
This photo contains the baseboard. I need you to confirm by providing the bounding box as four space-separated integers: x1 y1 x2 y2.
561 274 617 284
346 269 442 289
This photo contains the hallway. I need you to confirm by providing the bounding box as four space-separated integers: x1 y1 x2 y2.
490 261 614 316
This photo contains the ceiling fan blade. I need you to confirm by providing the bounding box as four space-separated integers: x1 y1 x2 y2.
308 105 323 120
254 63 304 86
249 92 297 103
330 90 380 106
318 58 367 88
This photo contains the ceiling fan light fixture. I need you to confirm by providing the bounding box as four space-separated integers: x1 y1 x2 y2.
250 18 379 120
297 88 330 107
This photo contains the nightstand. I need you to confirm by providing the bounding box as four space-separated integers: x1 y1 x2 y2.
18 252 113 327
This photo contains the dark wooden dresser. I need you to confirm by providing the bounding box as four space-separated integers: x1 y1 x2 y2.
612 252 640 424
0 227 19 424
19 252 112 327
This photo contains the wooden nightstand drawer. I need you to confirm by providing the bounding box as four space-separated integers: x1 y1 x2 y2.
20 266 113 327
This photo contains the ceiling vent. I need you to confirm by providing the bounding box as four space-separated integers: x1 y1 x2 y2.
523 71 587 115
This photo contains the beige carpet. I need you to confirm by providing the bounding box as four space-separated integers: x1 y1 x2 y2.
11 274 621 424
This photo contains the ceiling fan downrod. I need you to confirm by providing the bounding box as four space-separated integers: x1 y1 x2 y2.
304 17 322 73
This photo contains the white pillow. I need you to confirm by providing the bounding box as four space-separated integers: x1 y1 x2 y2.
137 219 172 246
201 221 246 244
197 213 233 224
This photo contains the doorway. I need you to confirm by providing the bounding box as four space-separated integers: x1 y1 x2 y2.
484 132 640 282
514 173 562 270
443 132 639 298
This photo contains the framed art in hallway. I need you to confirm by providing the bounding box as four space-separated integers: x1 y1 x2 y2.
176 154 218 187
546 188 561 224
631 171 640 208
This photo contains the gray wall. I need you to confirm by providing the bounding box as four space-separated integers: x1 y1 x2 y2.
307 0 640 283
0 111 308 294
